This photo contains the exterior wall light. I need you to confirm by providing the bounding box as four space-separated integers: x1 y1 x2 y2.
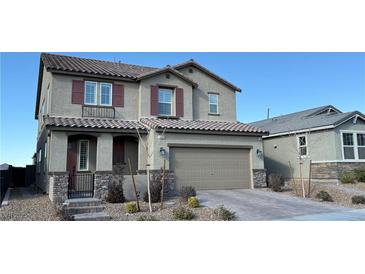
160 147 166 157
256 149 263 159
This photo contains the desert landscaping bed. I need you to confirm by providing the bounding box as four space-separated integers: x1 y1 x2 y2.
0 187 60 221
105 197 219 221
262 181 365 209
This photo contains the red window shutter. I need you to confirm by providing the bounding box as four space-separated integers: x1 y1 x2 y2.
71 80 84 104
113 84 124 107
150 85 159 116
175 87 184 117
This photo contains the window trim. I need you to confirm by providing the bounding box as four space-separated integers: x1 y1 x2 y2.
341 130 365 160
99 82 113 106
78 140 89 171
44 141 47 173
297 134 308 158
208 93 219 114
84 81 98 106
158 87 173 116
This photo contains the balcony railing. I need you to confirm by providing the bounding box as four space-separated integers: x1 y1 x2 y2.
82 105 115 119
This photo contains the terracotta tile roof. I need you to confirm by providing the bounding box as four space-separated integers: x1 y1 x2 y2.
41 53 158 79
44 116 146 130
140 118 268 134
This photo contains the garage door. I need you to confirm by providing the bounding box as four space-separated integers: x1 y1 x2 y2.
170 147 252 190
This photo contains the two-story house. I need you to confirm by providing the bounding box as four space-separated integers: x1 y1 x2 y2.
35 53 267 204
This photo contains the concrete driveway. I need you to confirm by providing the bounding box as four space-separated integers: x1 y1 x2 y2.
197 189 365 221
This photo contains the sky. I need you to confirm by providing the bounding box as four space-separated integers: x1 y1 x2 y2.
1 52 364 166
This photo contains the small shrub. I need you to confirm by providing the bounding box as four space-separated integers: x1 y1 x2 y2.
340 172 356 184
214 205 237 221
106 181 125 203
354 169 365 182
180 186 196 201
172 206 195 220
352 195 365 205
268 173 284 192
143 180 162 203
124 202 138 213
137 215 158 221
188 196 200 208
315 191 333 202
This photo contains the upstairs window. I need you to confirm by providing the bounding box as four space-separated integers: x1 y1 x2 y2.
78 140 89 171
100 83 112 106
297 135 307 157
342 133 355 159
208 94 219 114
158 88 173 116
85 81 97 105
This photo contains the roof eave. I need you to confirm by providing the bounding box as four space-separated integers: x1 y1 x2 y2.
173 61 242 92
137 67 198 88
35 57 44 120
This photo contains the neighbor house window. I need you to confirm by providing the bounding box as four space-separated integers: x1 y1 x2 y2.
297 135 307 157
208 94 219 114
84 81 97 105
40 100 46 115
342 133 355 159
37 149 42 173
44 141 47 172
357 133 365 159
100 83 112 106
78 140 89 171
158 88 173 116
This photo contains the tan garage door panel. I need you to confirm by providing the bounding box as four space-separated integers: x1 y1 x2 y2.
170 147 251 190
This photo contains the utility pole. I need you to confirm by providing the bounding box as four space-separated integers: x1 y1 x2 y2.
267 107 270 119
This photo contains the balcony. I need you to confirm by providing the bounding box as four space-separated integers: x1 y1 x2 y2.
82 105 115 119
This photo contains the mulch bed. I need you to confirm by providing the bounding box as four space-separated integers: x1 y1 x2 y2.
105 197 219 221
264 181 365 209
0 186 61 221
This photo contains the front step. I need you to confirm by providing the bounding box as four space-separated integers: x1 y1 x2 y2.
62 198 110 221
73 212 111 221
63 198 102 207
65 205 105 215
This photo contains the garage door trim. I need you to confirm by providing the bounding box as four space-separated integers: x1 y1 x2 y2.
167 143 253 149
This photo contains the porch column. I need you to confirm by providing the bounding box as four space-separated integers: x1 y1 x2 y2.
95 133 113 200
48 131 68 204
96 134 113 172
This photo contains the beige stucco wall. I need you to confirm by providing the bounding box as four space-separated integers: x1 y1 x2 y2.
37 67 53 135
49 131 68 172
178 66 237 122
138 74 193 119
96 133 113 171
50 74 140 120
146 130 264 170
262 120 365 179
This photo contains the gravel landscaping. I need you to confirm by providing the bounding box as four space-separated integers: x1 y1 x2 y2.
105 197 219 221
264 181 365 209
0 187 60 221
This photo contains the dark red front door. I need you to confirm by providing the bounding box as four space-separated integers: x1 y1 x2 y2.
113 137 125 165
67 139 77 174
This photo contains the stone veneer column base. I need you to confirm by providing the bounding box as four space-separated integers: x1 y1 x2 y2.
253 169 267 188
94 172 112 201
149 169 177 196
48 173 69 205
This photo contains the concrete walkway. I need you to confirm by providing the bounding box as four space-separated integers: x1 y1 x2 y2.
197 189 364 221
280 209 365 221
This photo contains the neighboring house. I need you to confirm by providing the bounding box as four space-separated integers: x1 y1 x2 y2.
35 53 267 204
250 105 365 182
